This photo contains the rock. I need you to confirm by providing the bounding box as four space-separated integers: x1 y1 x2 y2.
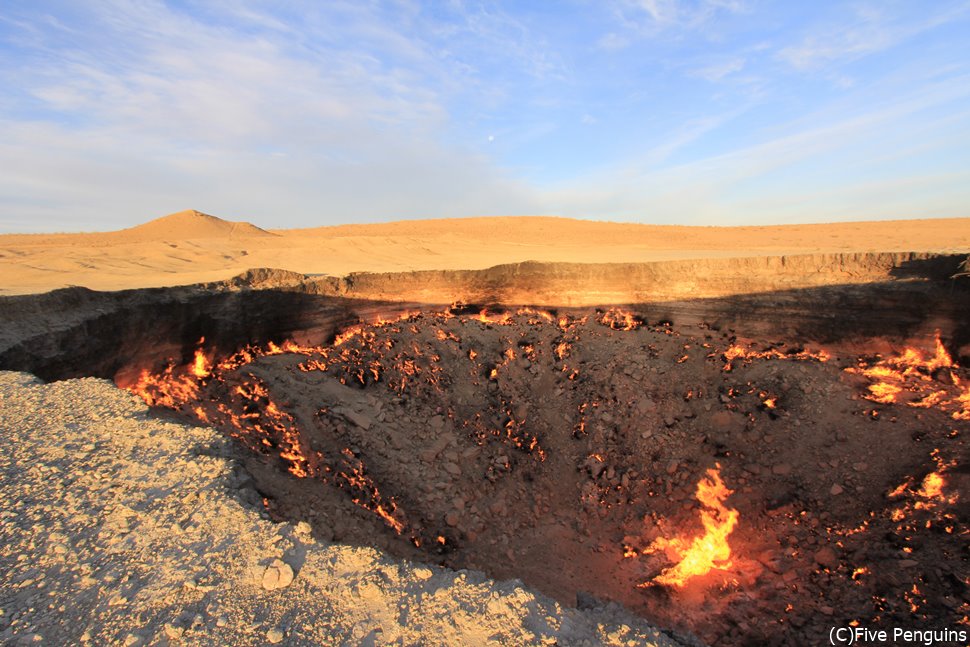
813 547 838 569
772 463 792 476
267 628 285 644
261 559 295 590
665 461 678 475
576 591 602 610
710 410 742 433
344 411 372 430
829 484 843 496
413 566 433 580
163 624 183 639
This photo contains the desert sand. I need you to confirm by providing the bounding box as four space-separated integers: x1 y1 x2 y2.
1 209 968 295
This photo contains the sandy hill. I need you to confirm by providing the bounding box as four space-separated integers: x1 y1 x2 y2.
117 210 274 241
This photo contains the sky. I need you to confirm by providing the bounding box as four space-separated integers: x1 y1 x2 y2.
1 1 969 232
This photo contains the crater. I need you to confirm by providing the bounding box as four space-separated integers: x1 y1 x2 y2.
2 256 968 646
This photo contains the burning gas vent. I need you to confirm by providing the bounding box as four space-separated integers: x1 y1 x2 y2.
118 305 969 646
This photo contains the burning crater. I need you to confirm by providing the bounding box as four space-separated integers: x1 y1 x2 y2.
115 304 970 646
2 256 969 646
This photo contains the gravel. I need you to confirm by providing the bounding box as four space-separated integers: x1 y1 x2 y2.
0 371 688 646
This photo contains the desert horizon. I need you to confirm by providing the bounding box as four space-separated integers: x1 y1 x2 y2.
3 208 969 296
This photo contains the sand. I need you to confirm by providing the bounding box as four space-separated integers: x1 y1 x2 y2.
1 209 968 295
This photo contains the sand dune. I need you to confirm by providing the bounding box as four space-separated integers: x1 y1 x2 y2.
119 209 275 241
1 210 968 294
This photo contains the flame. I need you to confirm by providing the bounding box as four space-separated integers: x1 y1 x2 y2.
597 308 640 331
887 449 959 526
516 307 554 324
127 364 201 408
475 308 513 325
644 467 739 587
722 343 829 372
917 472 945 499
848 332 969 418
851 566 869 580
334 325 366 346
554 341 570 360
867 381 902 404
190 348 211 378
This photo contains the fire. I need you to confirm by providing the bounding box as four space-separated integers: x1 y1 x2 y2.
515 307 554 324
917 472 945 499
597 308 640 331
644 467 739 587
721 343 829 372
190 347 211 378
475 308 513 325
867 381 902 404
848 332 969 418
333 325 365 346
887 449 959 524
128 364 200 408
554 341 570 360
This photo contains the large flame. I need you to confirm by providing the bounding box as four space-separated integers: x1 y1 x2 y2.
645 467 739 587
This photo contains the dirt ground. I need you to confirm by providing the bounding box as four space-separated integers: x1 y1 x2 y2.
129 307 970 646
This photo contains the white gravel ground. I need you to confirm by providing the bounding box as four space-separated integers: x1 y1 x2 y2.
0 371 689 646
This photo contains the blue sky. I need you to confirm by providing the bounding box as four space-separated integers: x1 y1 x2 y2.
1 1 969 232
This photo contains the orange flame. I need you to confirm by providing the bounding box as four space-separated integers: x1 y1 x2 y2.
645 467 739 587
848 332 969 418
722 344 829 372
190 346 211 379
597 308 640 331
917 472 945 500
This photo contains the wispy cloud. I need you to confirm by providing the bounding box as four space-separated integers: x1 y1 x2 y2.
778 2 970 71
691 57 745 81
605 0 746 37
540 71 970 223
